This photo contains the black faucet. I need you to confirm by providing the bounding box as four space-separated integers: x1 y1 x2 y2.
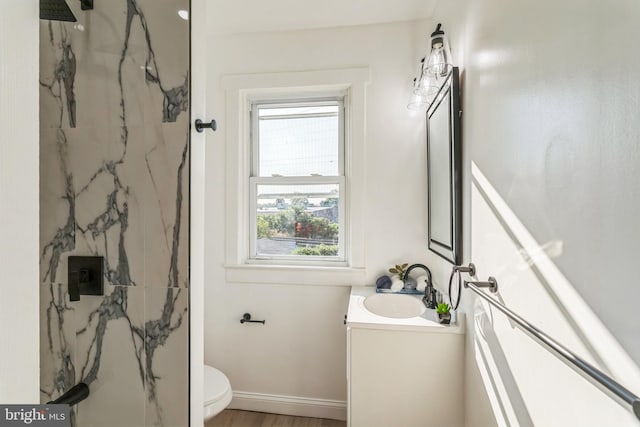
403 263 438 309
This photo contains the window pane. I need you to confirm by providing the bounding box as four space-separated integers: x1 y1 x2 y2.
256 184 340 257
257 105 340 177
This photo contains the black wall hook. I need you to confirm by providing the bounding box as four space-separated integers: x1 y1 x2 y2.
240 313 265 324
195 118 217 133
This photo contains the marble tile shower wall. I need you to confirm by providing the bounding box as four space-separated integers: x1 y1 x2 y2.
39 1 189 426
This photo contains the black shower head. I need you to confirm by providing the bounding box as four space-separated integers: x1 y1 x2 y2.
40 0 77 22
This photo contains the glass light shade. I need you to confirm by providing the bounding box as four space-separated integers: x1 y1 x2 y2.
413 58 427 94
425 29 452 78
414 58 440 97
416 73 441 98
407 91 429 111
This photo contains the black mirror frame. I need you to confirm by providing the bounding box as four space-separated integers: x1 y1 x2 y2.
426 67 462 265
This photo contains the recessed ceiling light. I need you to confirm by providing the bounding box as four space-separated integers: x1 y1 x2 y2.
178 9 189 20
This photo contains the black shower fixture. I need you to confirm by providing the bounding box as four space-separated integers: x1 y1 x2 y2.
40 0 94 22
40 0 76 22
80 0 94 11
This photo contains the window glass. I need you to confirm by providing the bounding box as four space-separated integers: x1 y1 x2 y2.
256 104 340 177
250 97 345 262
255 184 340 257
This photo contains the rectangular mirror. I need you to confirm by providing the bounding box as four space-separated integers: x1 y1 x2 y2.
426 67 461 264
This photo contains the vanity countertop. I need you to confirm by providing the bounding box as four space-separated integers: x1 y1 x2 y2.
347 286 465 334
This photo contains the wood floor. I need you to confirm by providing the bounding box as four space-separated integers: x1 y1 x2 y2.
206 410 346 427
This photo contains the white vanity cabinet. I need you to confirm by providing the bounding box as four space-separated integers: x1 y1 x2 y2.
346 287 465 427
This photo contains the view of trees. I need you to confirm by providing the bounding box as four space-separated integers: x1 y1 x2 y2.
257 196 339 256
257 210 338 240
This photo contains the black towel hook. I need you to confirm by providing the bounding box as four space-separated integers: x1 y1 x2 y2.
195 118 217 133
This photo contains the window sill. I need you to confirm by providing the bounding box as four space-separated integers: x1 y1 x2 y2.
224 263 367 286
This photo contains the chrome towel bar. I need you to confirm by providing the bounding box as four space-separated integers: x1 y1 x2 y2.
465 282 640 421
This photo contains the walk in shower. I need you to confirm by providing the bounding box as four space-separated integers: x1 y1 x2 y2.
39 0 190 425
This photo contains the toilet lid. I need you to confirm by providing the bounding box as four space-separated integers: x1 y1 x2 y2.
204 365 231 404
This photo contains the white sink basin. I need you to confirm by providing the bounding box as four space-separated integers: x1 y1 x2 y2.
363 293 425 319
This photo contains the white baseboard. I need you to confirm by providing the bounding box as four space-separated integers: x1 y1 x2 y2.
228 391 347 421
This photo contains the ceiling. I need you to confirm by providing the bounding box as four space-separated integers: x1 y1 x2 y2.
210 0 438 35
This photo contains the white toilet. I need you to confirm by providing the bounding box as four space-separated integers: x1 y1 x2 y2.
203 365 233 421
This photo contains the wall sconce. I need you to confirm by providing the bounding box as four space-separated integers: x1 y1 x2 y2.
407 78 429 110
407 23 453 110
425 24 453 77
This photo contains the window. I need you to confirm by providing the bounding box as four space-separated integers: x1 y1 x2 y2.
249 97 346 263
221 68 369 285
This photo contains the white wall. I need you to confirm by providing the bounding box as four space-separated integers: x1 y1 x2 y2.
204 19 437 415
0 0 39 403
191 0 207 423
427 0 640 425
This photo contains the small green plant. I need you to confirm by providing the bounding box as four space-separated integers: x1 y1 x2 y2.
436 303 451 315
388 263 408 279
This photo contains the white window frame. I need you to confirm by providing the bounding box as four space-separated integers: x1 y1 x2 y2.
249 96 346 263
221 68 370 286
